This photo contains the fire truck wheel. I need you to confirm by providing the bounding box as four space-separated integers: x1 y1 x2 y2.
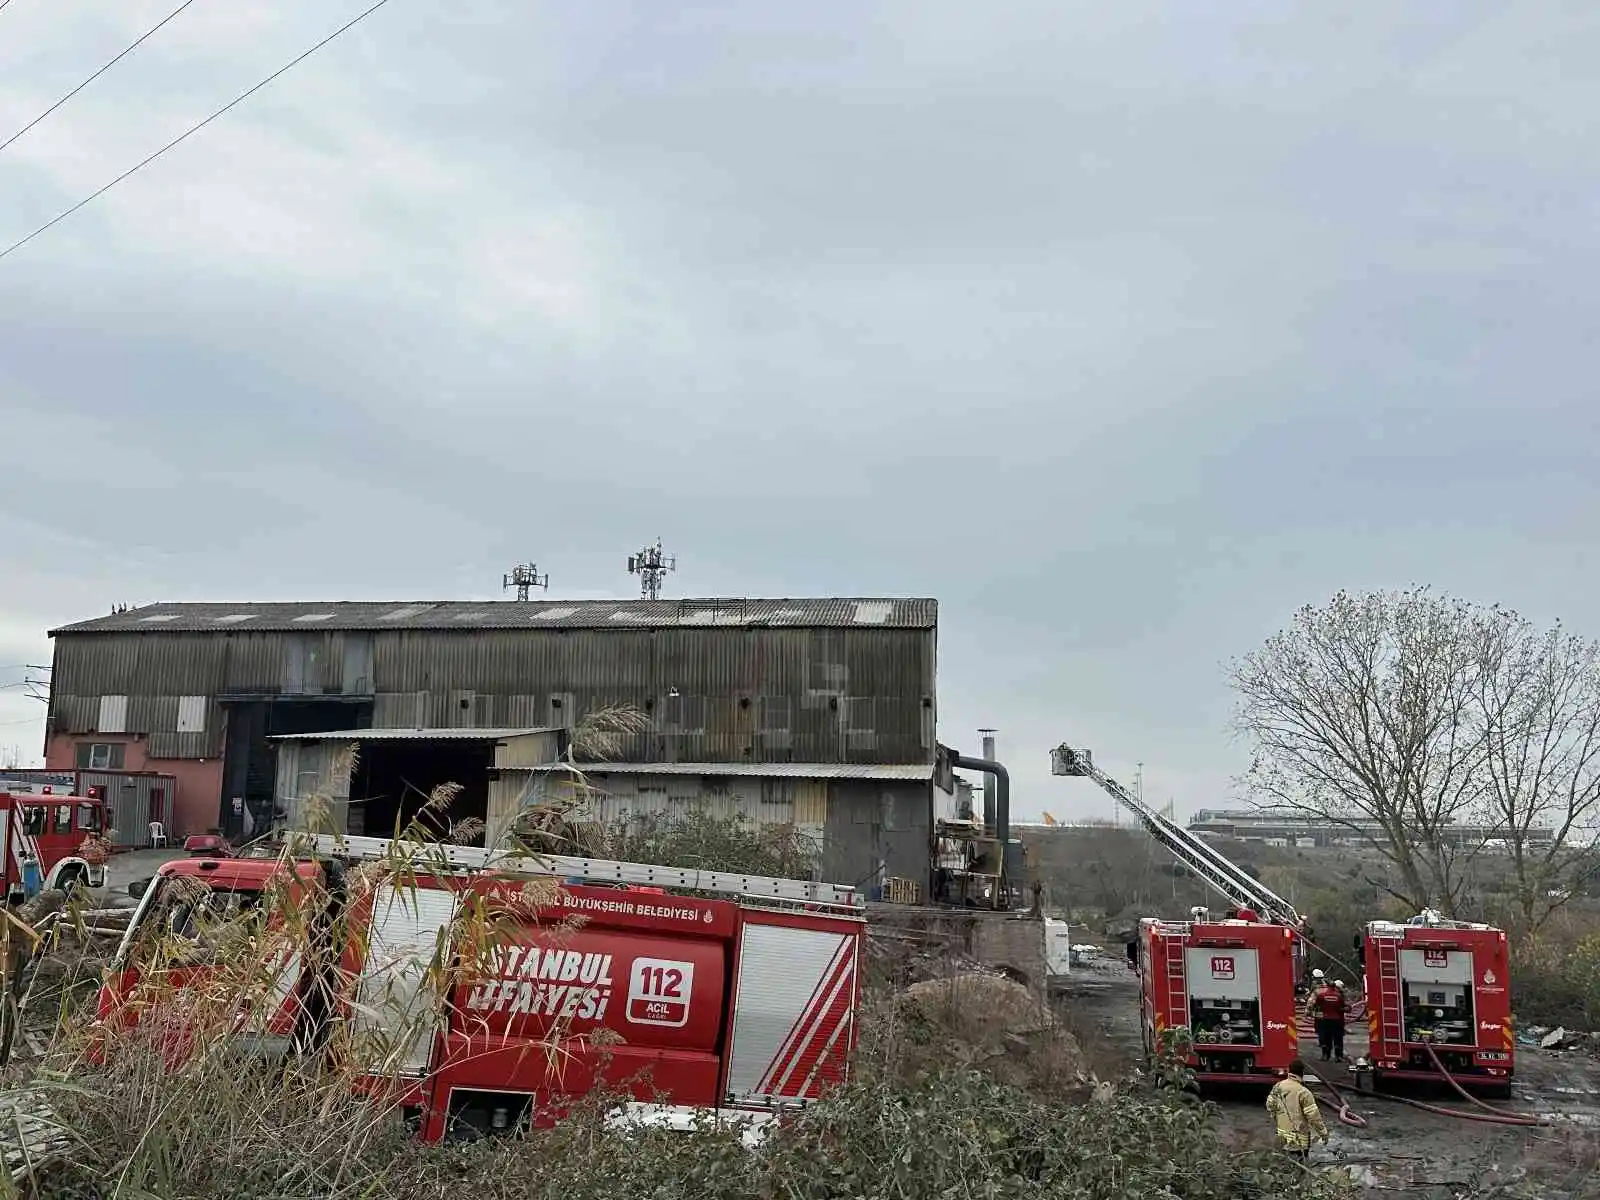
56 868 89 898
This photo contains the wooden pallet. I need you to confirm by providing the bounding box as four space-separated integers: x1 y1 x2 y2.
0 1087 74 1185
884 877 923 905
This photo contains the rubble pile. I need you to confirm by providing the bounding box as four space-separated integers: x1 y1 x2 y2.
902 973 1055 1037
1519 1025 1600 1056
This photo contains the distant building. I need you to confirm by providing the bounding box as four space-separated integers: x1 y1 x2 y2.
1187 807 1553 849
45 597 947 886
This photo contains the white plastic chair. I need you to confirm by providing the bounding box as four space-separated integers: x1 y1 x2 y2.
148 821 169 849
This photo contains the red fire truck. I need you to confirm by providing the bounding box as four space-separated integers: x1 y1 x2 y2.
96 834 865 1140
1361 913 1513 1095
1053 747 1309 1086
0 789 109 901
1138 910 1300 1083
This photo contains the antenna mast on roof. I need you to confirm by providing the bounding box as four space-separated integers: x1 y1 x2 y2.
502 563 549 601
627 539 676 600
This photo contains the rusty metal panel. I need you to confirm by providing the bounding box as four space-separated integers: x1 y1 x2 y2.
126 695 175 735
49 696 97 734
277 740 353 830
493 731 564 770
341 633 374 694
372 692 426 727
144 731 215 759
792 780 828 827
49 619 937 767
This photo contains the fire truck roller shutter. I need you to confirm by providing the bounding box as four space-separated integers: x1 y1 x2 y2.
1398 946 1477 1042
724 914 860 1105
1184 946 1264 1045
453 929 725 1052
351 882 462 1076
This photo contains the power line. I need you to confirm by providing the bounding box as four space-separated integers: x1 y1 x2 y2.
0 0 203 157
0 0 397 264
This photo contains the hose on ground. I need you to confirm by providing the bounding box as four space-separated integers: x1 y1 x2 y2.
1309 1046 1546 1128
1306 1063 1368 1128
1418 1040 1544 1127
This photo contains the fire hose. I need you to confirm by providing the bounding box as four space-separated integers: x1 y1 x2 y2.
1307 1044 1545 1128
1306 1063 1368 1128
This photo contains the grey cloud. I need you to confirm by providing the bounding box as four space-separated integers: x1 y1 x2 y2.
3 2 1600 809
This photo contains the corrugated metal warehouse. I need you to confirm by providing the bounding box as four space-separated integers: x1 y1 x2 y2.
45 597 945 887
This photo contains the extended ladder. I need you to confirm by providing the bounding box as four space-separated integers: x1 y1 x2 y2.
1051 744 1303 927
289 832 862 908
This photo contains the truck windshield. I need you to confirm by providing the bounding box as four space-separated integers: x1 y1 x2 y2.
133 878 269 965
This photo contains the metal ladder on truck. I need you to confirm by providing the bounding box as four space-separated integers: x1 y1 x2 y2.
1163 936 1190 1031
1050 744 1303 928
1371 934 1404 1060
288 832 864 909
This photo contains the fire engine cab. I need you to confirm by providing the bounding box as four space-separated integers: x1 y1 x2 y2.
96 834 865 1141
1361 912 1513 1095
0 788 109 901
1138 909 1300 1083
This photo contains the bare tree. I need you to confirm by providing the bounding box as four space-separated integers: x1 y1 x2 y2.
1474 621 1600 933
1230 589 1502 916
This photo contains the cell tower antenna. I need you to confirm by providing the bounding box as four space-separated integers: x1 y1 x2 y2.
502 563 549 601
627 539 676 600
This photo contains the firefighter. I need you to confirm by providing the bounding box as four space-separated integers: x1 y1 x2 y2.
1266 1059 1328 1161
1309 975 1348 1062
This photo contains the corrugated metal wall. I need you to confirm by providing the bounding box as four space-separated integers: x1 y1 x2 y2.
274 741 353 830
49 626 936 765
78 770 175 848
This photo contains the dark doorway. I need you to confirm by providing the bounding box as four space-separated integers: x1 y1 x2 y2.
220 698 371 839
348 738 492 844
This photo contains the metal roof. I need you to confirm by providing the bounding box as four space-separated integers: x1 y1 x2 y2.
50 598 937 635
530 761 936 781
269 727 560 742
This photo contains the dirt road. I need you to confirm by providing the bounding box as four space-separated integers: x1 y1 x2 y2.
1053 960 1600 1199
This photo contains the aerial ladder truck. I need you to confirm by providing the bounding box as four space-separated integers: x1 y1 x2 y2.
1051 745 1307 1085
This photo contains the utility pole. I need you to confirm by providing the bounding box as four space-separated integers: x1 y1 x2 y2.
627 539 676 600
502 563 549 601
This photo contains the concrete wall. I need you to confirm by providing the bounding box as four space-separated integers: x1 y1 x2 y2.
42 733 220 839
866 903 1047 992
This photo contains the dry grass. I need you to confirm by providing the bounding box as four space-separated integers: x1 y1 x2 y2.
0 704 1355 1199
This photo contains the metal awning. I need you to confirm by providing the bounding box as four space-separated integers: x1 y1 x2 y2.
268 727 561 742
525 761 935 780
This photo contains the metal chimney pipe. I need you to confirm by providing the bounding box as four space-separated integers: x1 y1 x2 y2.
979 729 997 834
953 750 1009 845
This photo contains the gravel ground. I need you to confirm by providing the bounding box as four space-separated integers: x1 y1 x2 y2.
1053 959 1600 1199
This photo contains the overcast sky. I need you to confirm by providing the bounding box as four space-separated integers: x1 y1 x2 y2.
2 1 1597 819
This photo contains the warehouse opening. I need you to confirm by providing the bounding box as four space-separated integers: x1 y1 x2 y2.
349 737 493 843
